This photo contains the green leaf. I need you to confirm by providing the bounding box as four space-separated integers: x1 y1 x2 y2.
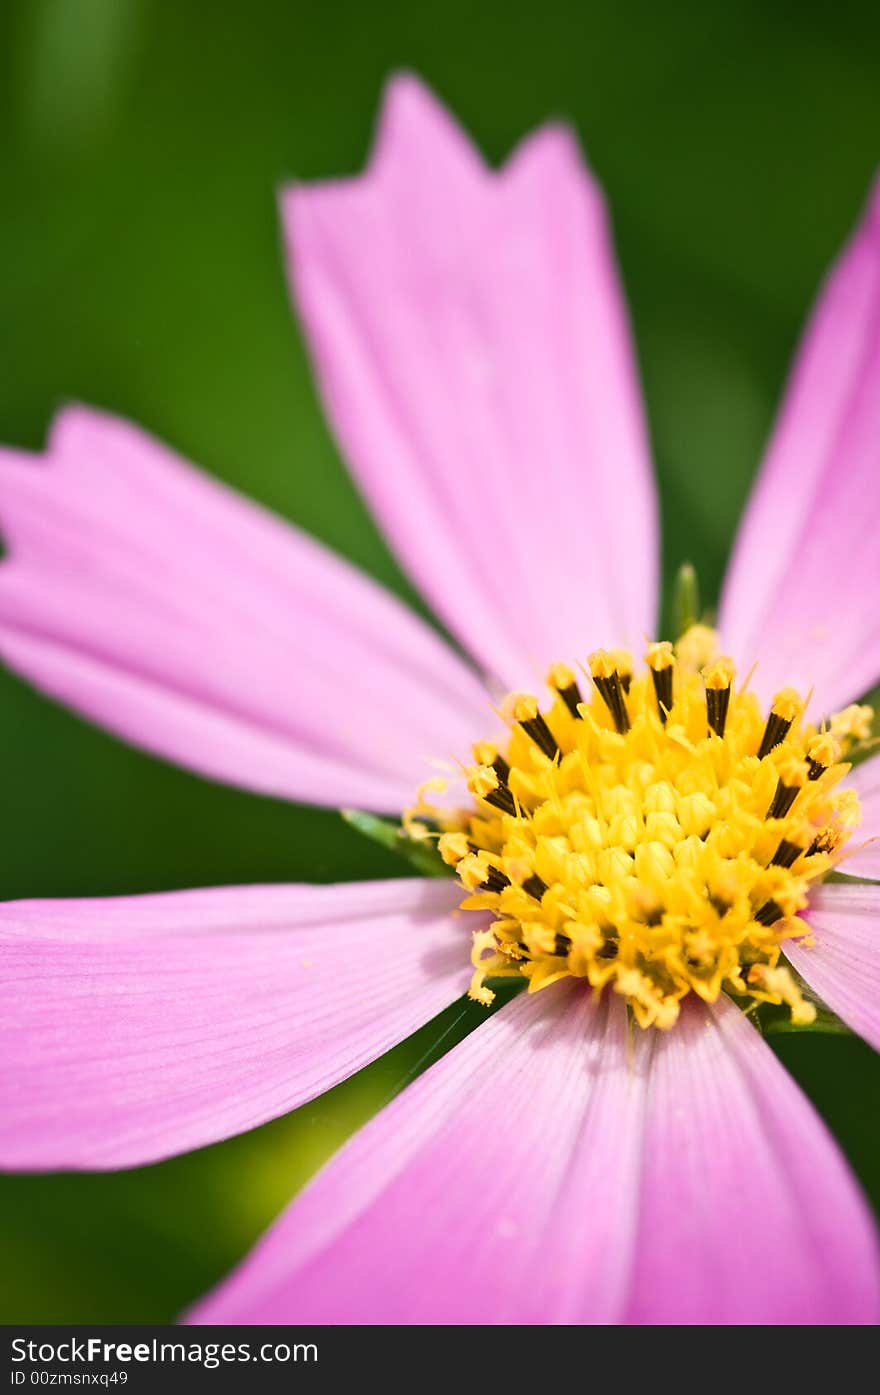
340 809 453 878
761 1004 854 1037
673 561 700 637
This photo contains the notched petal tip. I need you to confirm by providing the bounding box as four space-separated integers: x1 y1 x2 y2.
0 401 490 811
501 119 597 197
280 73 485 256
370 70 485 180
46 399 136 463
718 165 880 717
282 68 658 684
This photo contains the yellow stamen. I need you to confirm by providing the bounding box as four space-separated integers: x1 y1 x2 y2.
438 831 471 867
473 740 501 768
675 623 719 671
771 688 804 724
588 649 618 680
646 641 676 725
748 963 817 1026
610 650 634 691
646 640 674 672
548 661 577 692
458 854 494 892
702 657 735 690
415 628 862 1030
510 693 540 723
829 704 874 744
807 733 841 772
468 764 501 800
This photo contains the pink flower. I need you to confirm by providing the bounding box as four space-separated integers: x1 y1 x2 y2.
2 73 880 1323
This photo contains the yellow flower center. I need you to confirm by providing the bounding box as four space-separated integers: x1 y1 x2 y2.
430 627 870 1030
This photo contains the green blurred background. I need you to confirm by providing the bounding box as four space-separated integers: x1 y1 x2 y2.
1 0 879 1321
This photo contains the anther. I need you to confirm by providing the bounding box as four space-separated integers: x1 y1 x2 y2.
646 642 675 724
806 733 839 781
754 899 783 926
459 855 510 894
758 689 803 760
611 650 634 695
771 839 803 869
482 866 511 894
437 832 474 867
702 657 735 737
766 781 800 820
829 704 874 744
493 754 511 783
468 765 517 816
510 694 560 760
522 873 549 900
547 663 583 719
473 741 511 785
589 651 631 734
806 829 839 859
766 755 806 820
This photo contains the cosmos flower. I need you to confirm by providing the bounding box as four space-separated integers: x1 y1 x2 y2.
2 74 880 1324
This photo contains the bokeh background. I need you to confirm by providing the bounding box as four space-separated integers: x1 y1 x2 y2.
2 0 879 1321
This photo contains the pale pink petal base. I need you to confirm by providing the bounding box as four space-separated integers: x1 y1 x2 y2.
785 883 880 1053
720 178 880 717
189 984 879 1325
0 879 470 1171
285 75 659 690
189 983 643 1324
624 991 878 1323
0 407 490 813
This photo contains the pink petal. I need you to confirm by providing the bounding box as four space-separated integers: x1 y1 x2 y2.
624 992 879 1324
189 984 879 1325
284 74 658 691
0 406 490 814
0 878 469 1170
188 983 643 1324
784 882 880 1052
844 753 880 880
719 178 880 716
